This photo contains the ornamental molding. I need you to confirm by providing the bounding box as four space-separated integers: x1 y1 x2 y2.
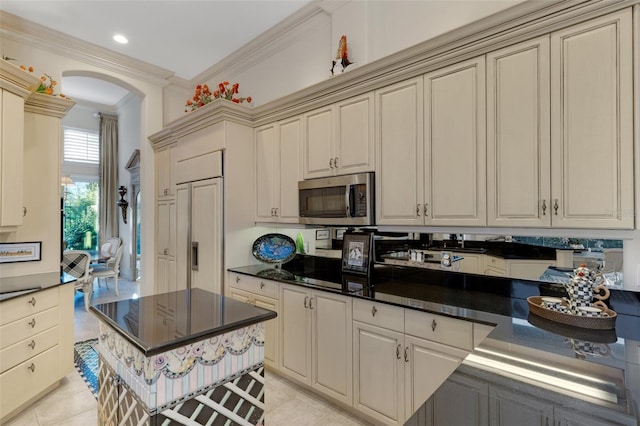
24 91 75 118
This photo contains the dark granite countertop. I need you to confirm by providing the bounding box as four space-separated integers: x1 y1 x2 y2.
0 271 75 302
90 288 277 357
229 255 640 416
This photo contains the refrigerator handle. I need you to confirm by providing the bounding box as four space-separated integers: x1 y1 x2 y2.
191 241 199 271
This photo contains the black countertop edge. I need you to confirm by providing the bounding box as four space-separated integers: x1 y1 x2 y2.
90 289 277 358
0 271 76 302
90 306 277 357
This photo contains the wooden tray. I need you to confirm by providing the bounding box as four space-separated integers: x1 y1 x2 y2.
527 296 616 330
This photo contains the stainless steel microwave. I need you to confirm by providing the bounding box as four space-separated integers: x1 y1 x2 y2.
298 172 374 226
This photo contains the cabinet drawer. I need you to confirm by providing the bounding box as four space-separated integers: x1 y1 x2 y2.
0 326 59 373
405 309 473 351
0 307 59 349
229 273 279 299
353 298 404 332
0 346 60 420
0 286 59 325
484 255 506 271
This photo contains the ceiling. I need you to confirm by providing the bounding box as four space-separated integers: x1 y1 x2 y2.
2 0 313 106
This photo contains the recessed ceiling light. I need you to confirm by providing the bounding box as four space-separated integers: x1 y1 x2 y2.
113 34 128 44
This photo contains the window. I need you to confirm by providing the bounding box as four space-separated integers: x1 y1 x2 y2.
63 127 99 164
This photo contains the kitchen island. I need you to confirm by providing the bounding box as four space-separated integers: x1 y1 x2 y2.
90 288 276 426
228 254 640 425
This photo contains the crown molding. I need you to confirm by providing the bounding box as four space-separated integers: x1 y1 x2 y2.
0 58 41 97
0 11 174 87
24 91 75 118
188 3 329 85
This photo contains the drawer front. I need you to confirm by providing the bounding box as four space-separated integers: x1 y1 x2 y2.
484 255 506 271
353 298 404 332
0 326 59 373
404 309 473 351
0 346 59 420
230 273 279 299
0 286 59 325
0 307 59 349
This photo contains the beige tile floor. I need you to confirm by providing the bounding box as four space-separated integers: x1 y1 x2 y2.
4 278 372 426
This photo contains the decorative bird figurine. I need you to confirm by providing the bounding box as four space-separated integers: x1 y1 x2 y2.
331 35 353 75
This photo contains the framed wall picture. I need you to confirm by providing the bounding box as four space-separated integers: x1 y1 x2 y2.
0 242 42 263
341 231 374 275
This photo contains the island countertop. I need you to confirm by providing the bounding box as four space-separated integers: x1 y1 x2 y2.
90 287 277 356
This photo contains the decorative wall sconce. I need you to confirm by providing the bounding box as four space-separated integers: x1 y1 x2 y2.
116 185 129 224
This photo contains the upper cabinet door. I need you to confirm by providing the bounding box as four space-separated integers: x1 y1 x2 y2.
550 9 633 229
255 123 277 221
375 77 424 226
487 36 551 228
335 93 374 175
278 116 302 222
424 56 486 226
0 90 25 228
303 106 334 179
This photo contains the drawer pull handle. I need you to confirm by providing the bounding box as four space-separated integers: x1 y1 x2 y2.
304 296 309 308
309 297 314 309
260 282 265 289
100 333 108 341
431 319 437 332
28 340 36 350
404 347 409 363
28 319 36 328
371 306 377 317
28 363 36 373
236 276 240 283
28 297 36 306
396 344 401 360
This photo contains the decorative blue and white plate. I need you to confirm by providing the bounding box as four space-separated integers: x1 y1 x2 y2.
252 233 296 264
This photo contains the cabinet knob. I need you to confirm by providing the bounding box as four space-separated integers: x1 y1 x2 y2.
396 344 401 360
164 248 169 255
236 276 240 284
28 340 36 350
28 319 36 328
371 306 377 317
541 199 547 216
260 282 265 289
416 204 421 216
431 319 437 332
27 363 36 373
423 203 428 216
28 297 36 306
553 199 559 215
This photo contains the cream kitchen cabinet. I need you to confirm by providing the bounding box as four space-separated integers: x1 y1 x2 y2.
303 92 374 179
280 283 353 405
481 255 554 280
227 272 280 369
487 36 551 228
255 116 301 223
155 145 176 200
376 77 424 226
155 199 176 295
0 284 74 422
353 298 485 426
376 56 485 227
550 9 633 229
423 56 486 227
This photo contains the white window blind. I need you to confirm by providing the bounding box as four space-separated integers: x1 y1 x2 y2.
63 127 99 164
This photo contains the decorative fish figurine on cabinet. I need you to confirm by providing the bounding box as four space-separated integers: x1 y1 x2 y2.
331 35 353 75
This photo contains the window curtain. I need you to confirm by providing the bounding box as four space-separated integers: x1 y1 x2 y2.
99 114 119 243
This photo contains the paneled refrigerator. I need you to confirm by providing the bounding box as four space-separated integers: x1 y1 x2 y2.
176 177 223 294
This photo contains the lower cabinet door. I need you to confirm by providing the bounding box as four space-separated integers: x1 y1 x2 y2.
280 284 311 383
489 386 553 426
254 295 279 370
353 320 404 425
428 372 489 426
311 291 352 405
404 335 468 420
